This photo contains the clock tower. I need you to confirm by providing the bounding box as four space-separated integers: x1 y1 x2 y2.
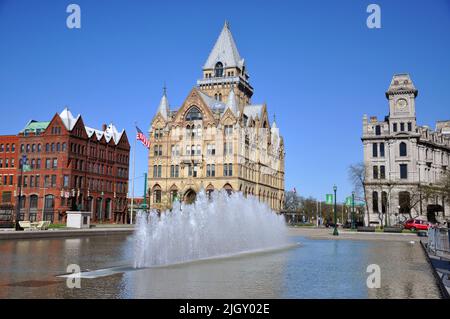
386 74 418 131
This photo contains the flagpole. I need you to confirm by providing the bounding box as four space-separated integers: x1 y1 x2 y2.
130 129 137 225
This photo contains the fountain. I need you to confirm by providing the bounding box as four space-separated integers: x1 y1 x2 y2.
133 190 290 268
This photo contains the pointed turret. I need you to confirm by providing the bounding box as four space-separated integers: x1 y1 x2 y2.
225 85 239 115
157 87 170 120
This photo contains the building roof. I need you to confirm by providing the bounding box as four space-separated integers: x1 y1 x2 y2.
386 74 418 98
197 90 226 111
59 107 81 131
22 120 50 133
224 89 238 116
243 104 263 119
157 90 170 120
203 21 245 70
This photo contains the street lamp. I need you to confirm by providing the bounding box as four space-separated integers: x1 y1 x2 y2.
15 155 27 231
333 185 339 236
351 191 356 230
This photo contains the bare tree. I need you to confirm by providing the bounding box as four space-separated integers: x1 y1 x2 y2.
348 162 369 226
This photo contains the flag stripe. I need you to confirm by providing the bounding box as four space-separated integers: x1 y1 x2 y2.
136 126 150 149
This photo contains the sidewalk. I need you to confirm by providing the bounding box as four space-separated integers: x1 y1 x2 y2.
420 240 450 299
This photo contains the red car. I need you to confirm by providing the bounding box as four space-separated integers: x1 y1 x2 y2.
403 219 430 231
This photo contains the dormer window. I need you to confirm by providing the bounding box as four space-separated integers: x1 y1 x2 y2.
214 62 223 77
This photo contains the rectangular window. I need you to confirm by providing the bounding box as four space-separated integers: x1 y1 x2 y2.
63 175 69 187
36 159 41 169
380 165 385 179
23 176 28 187
393 123 397 132
5 159 8 168
380 143 385 157
157 165 162 178
9 175 13 185
211 164 215 177
44 175 50 187
400 123 405 131
53 158 57 169
2 191 12 203
375 125 381 135
224 142 232 155
35 175 39 188
372 143 378 157
51 175 57 187
46 159 51 169
11 158 15 168
407 122 412 131
400 164 408 179
153 165 157 178
373 166 378 179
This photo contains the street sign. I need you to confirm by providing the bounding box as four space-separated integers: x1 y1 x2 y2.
326 194 333 205
345 196 353 206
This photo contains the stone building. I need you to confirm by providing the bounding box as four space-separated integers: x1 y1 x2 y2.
362 74 450 226
0 108 130 223
147 22 285 211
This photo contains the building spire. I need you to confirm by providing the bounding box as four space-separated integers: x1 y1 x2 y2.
226 85 239 116
157 85 169 120
203 21 244 70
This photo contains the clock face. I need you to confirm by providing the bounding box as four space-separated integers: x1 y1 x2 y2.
396 98 408 111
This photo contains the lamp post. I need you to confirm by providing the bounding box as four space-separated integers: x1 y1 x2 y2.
15 155 27 231
333 185 339 236
351 191 356 229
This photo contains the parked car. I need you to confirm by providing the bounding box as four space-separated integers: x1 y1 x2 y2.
403 218 430 231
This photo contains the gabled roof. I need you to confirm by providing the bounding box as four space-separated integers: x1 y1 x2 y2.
203 21 245 70
59 107 81 131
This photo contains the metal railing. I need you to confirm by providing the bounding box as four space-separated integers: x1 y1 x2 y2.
428 226 450 257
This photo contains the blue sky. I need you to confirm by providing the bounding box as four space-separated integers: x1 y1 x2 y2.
0 0 449 202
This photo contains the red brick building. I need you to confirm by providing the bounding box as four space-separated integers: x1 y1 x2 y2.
0 108 130 224
0 136 19 226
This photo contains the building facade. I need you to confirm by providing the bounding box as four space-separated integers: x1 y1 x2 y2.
0 108 130 224
362 74 450 226
147 22 285 211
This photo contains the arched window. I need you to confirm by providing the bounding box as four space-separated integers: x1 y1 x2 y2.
399 142 407 157
214 62 223 77
372 191 379 213
153 185 162 203
185 106 202 121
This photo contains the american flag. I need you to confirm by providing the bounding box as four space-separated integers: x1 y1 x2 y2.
136 126 150 149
